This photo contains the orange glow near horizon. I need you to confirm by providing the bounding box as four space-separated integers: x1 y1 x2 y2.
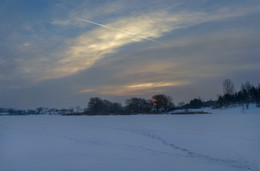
79 81 188 96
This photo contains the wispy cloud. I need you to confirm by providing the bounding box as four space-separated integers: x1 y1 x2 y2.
25 11 175 81
125 82 185 89
20 6 260 81
77 18 163 44
51 1 127 27
78 89 96 94
101 81 188 96
23 43 31 46
80 81 187 96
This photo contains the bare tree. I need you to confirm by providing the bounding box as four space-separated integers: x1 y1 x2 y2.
87 97 104 115
223 79 235 95
126 97 152 114
152 94 174 113
241 81 253 109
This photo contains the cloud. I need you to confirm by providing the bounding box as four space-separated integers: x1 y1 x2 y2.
78 89 96 94
19 6 260 82
23 42 31 46
51 1 127 27
80 81 187 96
24 11 176 81
81 26 259 99
77 18 163 44
1 0 260 108
125 82 186 89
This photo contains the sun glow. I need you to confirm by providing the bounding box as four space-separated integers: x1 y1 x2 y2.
80 81 187 96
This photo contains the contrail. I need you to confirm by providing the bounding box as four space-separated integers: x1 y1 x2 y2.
77 18 163 45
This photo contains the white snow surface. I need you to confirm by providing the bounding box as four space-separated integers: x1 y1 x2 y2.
1 106 260 171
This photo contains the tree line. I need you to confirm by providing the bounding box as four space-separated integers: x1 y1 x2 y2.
0 94 175 115
216 79 260 109
1 79 259 115
84 94 174 115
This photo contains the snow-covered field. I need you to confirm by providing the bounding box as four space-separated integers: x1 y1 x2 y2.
1 106 260 171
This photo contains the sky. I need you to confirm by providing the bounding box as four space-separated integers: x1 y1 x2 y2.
0 0 260 109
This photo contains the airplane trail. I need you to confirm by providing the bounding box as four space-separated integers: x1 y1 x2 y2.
77 18 163 45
